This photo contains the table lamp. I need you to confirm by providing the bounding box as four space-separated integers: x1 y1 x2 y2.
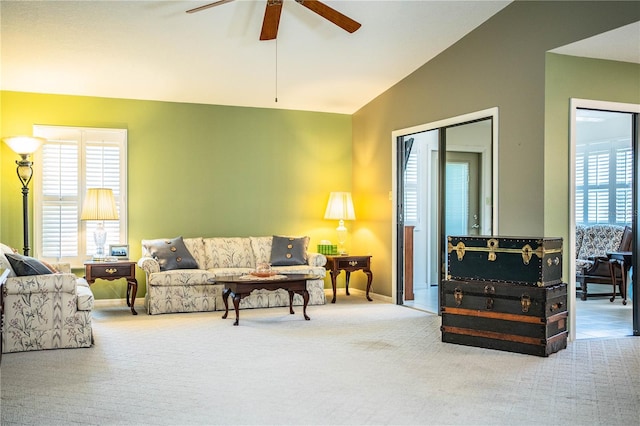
81 188 119 260
324 192 355 255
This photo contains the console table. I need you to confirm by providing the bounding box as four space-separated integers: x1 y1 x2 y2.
325 255 373 303
607 251 632 305
85 261 138 315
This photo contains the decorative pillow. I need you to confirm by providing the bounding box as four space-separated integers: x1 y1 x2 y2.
143 236 199 271
270 236 309 266
5 253 53 276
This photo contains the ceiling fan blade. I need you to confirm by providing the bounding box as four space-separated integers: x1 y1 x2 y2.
295 0 361 34
260 1 284 41
186 0 236 14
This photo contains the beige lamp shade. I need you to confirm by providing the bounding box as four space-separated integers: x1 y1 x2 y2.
324 192 356 221
3 136 45 155
81 188 119 221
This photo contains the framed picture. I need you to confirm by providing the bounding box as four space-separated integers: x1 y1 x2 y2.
108 244 129 259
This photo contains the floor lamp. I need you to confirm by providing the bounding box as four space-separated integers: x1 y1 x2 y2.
3 136 45 256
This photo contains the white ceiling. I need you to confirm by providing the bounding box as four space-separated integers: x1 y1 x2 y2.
550 21 640 65
1 1 637 115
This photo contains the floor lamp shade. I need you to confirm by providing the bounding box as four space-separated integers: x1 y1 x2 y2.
324 192 356 254
81 188 119 259
3 135 45 256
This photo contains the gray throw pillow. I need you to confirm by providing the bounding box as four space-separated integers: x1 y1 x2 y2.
143 236 199 271
5 253 53 276
270 236 309 266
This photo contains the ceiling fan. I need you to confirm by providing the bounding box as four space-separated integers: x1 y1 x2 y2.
186 0 361 41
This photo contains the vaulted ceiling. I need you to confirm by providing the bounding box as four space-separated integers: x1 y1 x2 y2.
1 1 637 114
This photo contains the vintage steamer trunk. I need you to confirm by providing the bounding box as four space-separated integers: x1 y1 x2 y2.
447 236 563 287
441 280 568 356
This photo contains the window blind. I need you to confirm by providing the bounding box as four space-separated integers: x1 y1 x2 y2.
576 138 631 225
33 126 127 266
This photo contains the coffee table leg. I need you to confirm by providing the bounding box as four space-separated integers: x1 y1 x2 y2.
233 294 241 326
222 288 231 319
302 290 310 320
288 290 295 315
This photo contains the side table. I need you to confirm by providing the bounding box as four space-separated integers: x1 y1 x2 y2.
607 251 632 305
325 255 373 303
85 261 138 315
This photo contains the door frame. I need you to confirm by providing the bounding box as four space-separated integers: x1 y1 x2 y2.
391 107 499 306
569 98 640 339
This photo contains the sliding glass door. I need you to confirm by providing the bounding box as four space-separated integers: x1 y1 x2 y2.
395 112 496 311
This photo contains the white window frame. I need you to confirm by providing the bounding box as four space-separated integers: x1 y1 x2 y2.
32 125 127 268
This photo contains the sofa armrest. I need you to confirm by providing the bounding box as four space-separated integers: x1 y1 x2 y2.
138 256 160 275
307 252 327 267
5 273 78 294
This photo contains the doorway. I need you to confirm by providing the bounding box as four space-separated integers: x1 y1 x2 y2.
392 108 498 313
571 100 639 339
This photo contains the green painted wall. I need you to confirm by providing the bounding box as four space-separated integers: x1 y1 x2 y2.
544 54 640 283
1 92 352 299
350 0 640 298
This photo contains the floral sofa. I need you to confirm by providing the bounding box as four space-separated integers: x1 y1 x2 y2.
1 244 94 353
575 224 632 300
138 236 327 315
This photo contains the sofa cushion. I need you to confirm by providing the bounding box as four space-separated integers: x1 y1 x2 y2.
577 224 624 260
183 237 206 269
0 243 18 277
147 269 217 287
270 236 309 266
5 253 53 276
575 225 585 256
143 236 199 271
204 238 254 269
250 236 273 265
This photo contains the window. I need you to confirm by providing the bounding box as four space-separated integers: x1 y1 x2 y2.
404 148 419 226
33 126 127 267
576 139 631 225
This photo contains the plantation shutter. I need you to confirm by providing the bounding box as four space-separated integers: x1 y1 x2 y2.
576 138 631 225
404 149 419 225
33 126 127 266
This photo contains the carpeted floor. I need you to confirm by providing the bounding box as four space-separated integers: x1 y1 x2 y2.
1 298 639 425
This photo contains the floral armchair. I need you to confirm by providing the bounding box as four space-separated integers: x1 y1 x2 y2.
1 244 94 353
575 225 632 300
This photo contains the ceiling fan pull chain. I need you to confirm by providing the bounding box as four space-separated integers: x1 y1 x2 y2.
275 37 278 103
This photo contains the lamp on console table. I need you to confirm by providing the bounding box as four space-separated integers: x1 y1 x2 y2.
324 191 356 255
3 136 45 256
81 188 119 260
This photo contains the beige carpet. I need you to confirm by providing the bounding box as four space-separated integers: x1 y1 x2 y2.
1 297 639 425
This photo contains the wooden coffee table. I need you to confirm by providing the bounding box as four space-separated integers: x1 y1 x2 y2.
217 274 319 326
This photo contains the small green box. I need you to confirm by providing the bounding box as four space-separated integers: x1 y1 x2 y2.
317 244 338 255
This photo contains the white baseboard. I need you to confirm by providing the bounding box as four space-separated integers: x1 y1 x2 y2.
94 298 134 308
323 288 392 303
